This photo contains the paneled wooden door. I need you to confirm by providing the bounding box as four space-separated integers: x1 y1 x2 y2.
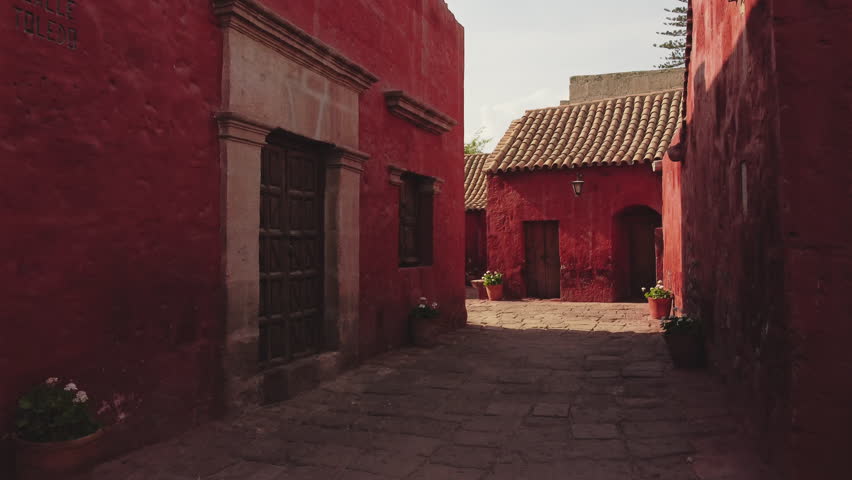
524 221 561 299
259 140 325 364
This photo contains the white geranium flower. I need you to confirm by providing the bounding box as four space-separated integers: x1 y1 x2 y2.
73 391 89 403
641 288 646 292
45 377 59 385
431 302 439 310
64 382 78 392
419 297 427 302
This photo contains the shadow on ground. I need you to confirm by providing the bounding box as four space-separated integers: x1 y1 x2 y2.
91 301 769 480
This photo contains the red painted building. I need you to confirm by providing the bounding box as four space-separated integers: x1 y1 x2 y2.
485 70 683 301
464 153 488 280
662 0 852 477
0 0 464 471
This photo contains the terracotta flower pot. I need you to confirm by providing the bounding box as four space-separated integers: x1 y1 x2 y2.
470 280 488 300
664 333 706 369
648 297 673 319
485 284 504 301
410 317 442 348
15 429 105 480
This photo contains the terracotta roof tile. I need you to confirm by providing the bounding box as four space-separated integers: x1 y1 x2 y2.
464 153 489 210
485 89 683 173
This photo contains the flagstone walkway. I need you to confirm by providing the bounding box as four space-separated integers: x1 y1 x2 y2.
93 300 768 479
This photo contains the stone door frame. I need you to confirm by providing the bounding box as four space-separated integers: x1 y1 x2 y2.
212 0 378 409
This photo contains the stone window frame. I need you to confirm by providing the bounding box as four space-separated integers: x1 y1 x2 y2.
388 165 443 269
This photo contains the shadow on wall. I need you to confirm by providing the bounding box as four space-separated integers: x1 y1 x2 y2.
662 0 852 476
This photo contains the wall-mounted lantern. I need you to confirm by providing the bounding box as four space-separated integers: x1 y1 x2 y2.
571 172 585 197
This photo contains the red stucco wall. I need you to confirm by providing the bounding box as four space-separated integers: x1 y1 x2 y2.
1 0 225 469
487 166 661 302
1 0 464 472
663 0 852 476
465 210 487 280
661 148 684 309
772 0 852 477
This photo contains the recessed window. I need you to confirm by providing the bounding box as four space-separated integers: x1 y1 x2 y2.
399 173 434 267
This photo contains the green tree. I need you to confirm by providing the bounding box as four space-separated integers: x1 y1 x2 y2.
653 0 687 69
464 127 492 155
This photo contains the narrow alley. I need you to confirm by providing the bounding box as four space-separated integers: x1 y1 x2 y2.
92 301 766 480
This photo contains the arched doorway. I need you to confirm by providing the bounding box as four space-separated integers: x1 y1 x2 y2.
613 206 662 301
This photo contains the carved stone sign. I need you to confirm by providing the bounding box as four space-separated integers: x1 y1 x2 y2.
12 0 79 50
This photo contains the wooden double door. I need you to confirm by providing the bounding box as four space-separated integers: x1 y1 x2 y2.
524 221 561 299
258 138 325 364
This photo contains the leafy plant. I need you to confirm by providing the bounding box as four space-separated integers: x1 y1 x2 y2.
464 127 492 155
660 313 703 337
643 280 673 299
482 271 503 286
410 297 440 319
15 378 100 443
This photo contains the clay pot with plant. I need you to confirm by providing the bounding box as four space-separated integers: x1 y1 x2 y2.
409 297 443 347
14 378 104 480
661 309 706 369
482 271 504 301
642 280 673 319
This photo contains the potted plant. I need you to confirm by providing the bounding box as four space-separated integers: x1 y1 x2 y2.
661 309 705 368
482 271 504 301
409 297 443 347
642 280 673 319
469 279 488 299
14 378 103 480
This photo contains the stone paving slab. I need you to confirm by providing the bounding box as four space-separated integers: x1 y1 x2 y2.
91 300 769 479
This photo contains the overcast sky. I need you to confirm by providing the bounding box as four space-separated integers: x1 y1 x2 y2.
444 0 679 151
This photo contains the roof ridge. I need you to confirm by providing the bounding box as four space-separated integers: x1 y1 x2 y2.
523 88 683 114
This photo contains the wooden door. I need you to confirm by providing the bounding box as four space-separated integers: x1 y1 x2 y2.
623 211 660 301
259 140 324 364
524 221 561 299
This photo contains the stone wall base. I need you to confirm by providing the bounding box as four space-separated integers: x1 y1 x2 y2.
260 352 343 404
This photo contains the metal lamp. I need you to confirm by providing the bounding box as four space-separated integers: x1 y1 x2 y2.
571 172 585 197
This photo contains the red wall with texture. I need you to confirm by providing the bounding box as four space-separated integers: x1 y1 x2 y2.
663 0 852 476
0 0 464 473
487 166 661 302
0 0 225 468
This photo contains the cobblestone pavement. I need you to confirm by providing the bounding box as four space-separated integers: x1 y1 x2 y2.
94 301 768 479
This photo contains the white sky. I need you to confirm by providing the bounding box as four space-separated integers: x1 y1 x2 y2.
444 0 679 151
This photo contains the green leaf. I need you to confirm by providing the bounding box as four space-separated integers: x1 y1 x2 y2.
18 398 33 410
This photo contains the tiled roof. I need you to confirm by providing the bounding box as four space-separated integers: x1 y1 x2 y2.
464 153 489 210
485 89 683 173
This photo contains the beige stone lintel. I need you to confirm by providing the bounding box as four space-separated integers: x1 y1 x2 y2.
215 111 274 146
384 90 457 135
387 164 443 194
213 0 379 94
327 146 370 174
430 177 445 195
652 159 664 173
388 165 406 186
